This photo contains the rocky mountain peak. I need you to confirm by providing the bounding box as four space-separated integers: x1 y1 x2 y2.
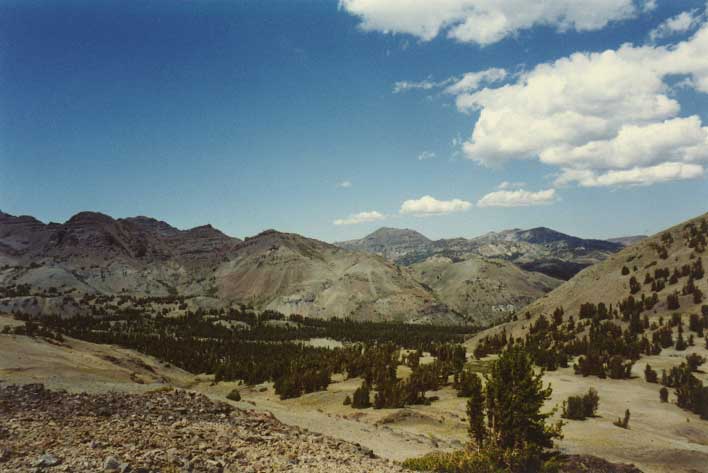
367 227 431 241
122 216 180 237
65 211 116 227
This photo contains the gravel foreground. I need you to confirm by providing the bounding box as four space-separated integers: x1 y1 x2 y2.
0 384 407 473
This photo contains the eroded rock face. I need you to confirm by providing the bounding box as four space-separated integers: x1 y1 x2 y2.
0 384 406 473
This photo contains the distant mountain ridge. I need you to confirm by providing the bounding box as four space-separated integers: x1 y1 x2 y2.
607 235 648 247
0 210 240 263
1 210 635 325
0 210 461 324
336 226 624 280
336 227 432 262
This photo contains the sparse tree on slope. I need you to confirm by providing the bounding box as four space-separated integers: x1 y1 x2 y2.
465 372 486 449
482 345 563 472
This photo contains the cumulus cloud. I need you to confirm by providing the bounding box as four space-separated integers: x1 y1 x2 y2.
539 116 708 170
448 23 708 186
333 211 385 225
649 9 704 42
417 151 436 160
399 195 472 216
340 0 645 46
555 162 705 187
336 180 353 188
477 188 557 207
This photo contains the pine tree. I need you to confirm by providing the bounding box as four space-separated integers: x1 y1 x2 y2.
667 292 680 310
644 364 658 383
687 353 706 372
462 345 563 472
465 372 486 449
484 345 561 454
351 381 371 408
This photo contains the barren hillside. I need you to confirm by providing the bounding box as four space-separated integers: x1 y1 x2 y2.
0 211 460 323
411 255 561 325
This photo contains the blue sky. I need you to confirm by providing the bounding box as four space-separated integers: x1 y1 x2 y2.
1 0 707 242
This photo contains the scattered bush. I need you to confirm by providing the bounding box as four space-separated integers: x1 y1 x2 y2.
687 353 706 372
644 364 658 383
613 409 630 429
561 388 599 420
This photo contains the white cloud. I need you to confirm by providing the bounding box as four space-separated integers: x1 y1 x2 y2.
497 181 527 189
399 195 472 216
393 78 452 93
642 0 657 12
393 67 507 95
333 210 385 225
443 68 507 94
477 188 557 207
417 151 436 160
555 162 704 187
540 116 708 170
446 24 708 186
340 0 643 46
649 9 704 42
393 67 506 94
336 180 353 188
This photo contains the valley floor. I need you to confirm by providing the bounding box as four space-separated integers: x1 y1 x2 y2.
1 315 707 473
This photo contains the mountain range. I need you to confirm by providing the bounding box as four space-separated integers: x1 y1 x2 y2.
336 226 635 280
0 211 462 324
0 210 647 325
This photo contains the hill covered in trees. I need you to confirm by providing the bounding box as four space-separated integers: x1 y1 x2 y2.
470 211 708 421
